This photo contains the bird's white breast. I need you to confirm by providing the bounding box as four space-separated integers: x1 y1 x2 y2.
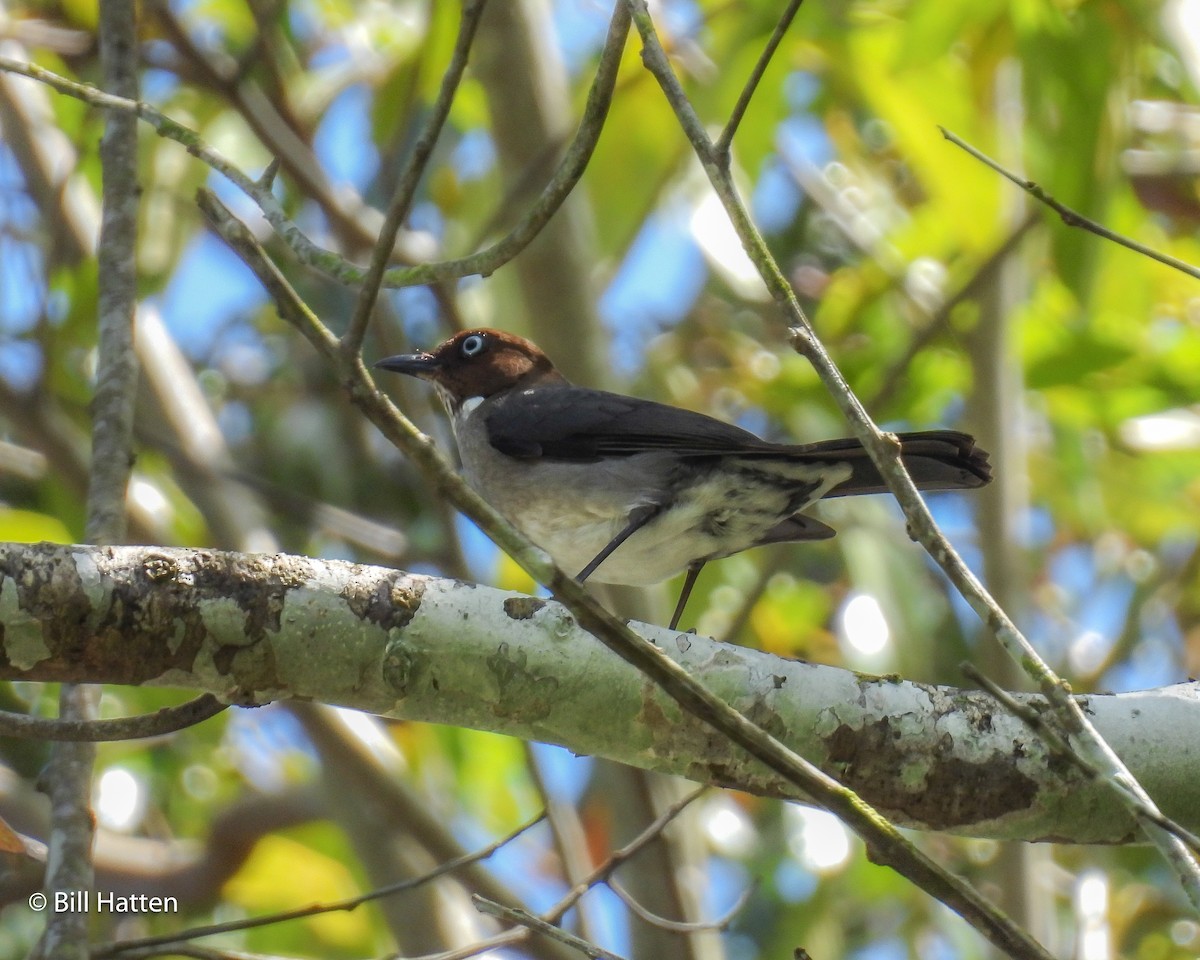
448 399 847 585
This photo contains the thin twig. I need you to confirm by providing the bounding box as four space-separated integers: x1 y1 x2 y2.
400 930 531 960
147 0 340 233
625 0 1200 944
432 0 631 284
114 947 271 960
474 897 628 960
341 0 489 354
544 787 707 925
523 743 604 944
0 54 346 279
940 126 1200 281
93 812 546 957
715 0 805 159
0 10 627 293
608 876 752 933
0 695 227 742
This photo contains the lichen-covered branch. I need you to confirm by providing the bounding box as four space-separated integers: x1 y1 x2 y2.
1 541 1196 846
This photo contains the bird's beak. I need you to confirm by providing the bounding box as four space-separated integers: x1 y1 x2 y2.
374 352 442 380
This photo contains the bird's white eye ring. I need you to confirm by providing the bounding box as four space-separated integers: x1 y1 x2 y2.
460 334 486 357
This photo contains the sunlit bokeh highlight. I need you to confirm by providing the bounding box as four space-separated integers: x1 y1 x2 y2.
838 592 890 658
95 767 145 833
785 805 853 873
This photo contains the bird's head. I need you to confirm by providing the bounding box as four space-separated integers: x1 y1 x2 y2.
375 328 567 414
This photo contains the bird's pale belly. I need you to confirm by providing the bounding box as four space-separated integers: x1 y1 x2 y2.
520 512 691 584
461 449 849 585
468 463 695 583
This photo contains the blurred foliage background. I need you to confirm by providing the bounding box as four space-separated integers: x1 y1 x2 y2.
2 0 1200 957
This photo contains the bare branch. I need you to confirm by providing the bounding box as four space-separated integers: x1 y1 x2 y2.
0 2 628 293
93 813 546 958
715 0 806 159
0 696 226 742
85 9 140 544
544 788 707 926
626 0 1200 913
35 3 140 957
341 0 489 354
940 126 1200 281
608 876 752 933
473 897 629 960
3 541 1197 845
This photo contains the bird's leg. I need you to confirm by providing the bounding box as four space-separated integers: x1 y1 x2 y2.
575 504 660 583
669 562 705 631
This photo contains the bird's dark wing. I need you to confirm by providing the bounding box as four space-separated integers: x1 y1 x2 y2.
484 386 773 460
484 387 993 494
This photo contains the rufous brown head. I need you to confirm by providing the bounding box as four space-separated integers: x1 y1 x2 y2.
375 329 567 412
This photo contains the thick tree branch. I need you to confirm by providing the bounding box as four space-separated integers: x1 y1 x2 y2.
1 542 1196 848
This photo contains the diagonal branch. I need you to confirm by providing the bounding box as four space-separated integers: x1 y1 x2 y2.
715 0 806 159
94 813 546 957
543 788 707 927
940 126 1200 281
340 0 489 354
173 189 1053 959
473 897 628 960
625 0 1200 913
0 3 627 293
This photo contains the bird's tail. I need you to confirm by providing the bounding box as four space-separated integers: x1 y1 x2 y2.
801 430 992 497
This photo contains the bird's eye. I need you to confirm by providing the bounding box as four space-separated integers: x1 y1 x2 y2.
460 334 486 358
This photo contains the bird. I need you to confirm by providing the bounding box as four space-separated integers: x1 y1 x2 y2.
375 328 992 630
